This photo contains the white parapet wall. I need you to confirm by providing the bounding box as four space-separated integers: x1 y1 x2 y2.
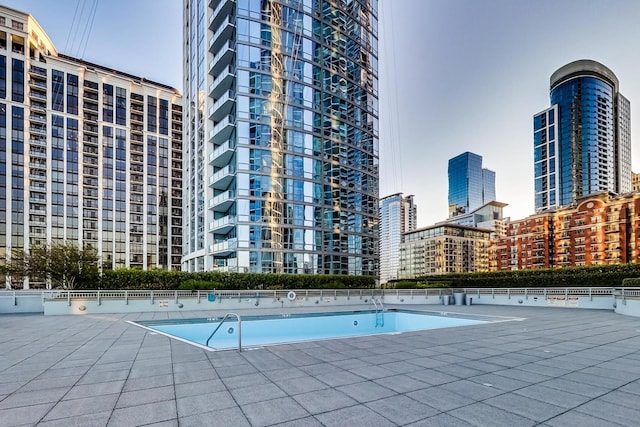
2 287 638 317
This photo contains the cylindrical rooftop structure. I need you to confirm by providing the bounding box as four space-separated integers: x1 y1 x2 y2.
550 59 619 92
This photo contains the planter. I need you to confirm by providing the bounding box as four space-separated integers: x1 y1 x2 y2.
453 292 465 306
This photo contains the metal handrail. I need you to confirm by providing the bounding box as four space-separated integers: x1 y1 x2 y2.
206 312 242 351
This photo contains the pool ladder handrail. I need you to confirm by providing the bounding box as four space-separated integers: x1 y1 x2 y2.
372 298 384 327
206 312 242 351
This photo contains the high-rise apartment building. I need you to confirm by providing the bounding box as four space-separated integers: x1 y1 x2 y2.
379 193 416 284
534 59 631 212
0 6 183 275
448 152 495 217
182 0 379 275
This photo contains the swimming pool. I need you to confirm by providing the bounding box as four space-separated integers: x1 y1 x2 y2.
131 309 490 351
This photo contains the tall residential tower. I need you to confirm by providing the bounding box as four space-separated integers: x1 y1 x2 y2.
448 152 495 217
0 6 183 280
379 193 416 284
534 59 631 212
182 0 379 275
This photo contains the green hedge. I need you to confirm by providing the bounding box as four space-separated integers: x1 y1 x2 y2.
92 269 376 290
410 264 640 288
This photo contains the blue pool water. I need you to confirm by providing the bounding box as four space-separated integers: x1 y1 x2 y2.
133 309 488 350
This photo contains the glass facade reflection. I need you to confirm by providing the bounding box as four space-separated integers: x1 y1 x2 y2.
183 0 379 275
448 152 495 217
0 6 184 287
534 60 631 212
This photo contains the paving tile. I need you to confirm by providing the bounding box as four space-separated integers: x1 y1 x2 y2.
123 374 174 392
336 380 396 403
406 368 459 386
115 385 175 408
373 374 430 393
620 380 640 396
174 379 226 399
241 396 310 427
0 402 55 425
108 400 177 427
77 369 130 385
599 390 640 411
439 379 504 400
513 383 591 409
543 410 627 427
37 410 112 427
179 407 250 427
293 387 357 414
314 370 366 387
406 413 475 427
273 376 329 395
221 372 271 389
407 386 475 411
176 390 236 416
314 404 396 427
484 392 565 422
270 416 323 427
43 394 119 421
449 402 537 427
575 399 640 427
17 375 81 392
229 382 287 405
365 394 439 425
468 373 529 391
541 377 609 398
0 387 70 409
64 380 125 400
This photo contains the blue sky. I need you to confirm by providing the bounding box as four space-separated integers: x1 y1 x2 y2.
7 0 640 227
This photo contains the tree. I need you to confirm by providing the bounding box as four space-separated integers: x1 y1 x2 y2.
47 243 99 289
4 243 99 289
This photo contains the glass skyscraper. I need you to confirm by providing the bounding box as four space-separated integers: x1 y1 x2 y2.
182 0 379 275
534 59 631 212
448 152 495 217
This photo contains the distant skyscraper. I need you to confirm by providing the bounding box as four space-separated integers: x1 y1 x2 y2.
0 5 183 280
448 152 495 217
379 193 416 284
534 59 631 212
182 0 379 275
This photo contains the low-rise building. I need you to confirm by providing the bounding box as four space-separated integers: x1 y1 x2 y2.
399 224 491 278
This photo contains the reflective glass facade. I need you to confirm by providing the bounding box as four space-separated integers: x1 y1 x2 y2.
448 152 495 217
535 60 631 212
183 0 379 275
0 6 184 287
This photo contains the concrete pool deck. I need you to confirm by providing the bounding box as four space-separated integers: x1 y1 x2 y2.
1 305 640 426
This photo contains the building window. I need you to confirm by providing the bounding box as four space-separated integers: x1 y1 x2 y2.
67 74 78 115
11 58 23 102
51 70 64 112
102 84 113 123
147 96 157 132
116 87 126 125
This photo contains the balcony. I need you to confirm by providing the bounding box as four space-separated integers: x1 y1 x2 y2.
29 90 47 101
209 139 236 168
29 126 46 135
209 90 235 122
29 114 46 124
209 15 235 53
209 40 234 77
209 115 235 144
210 237 237 256
28 66 47 78
208 0 235 31
209 189 235 212
29 148 47 159
209 164 235 190
209 65 235 99
28 79 47 89
210 215 236 234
